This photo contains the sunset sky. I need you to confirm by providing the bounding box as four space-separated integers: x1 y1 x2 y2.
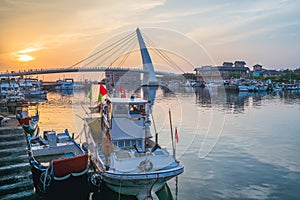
1 0 300 74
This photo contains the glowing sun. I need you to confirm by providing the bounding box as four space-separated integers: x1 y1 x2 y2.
18 54 34 62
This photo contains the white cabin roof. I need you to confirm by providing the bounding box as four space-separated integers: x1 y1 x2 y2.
107 97 148 104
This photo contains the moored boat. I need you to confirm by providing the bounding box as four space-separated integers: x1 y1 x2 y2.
86 97 184 200
0 76 25 101
16 102 39 135
27 129 89 199
19 78 47 98
55 78 74 90
238 85 250 92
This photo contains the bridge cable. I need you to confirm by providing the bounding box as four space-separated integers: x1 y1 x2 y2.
142 33 185 74
79 32 136 68
145 38 184 74
142 33 177 68
96 34 137 68
105 34 137 68
67 31 135 69
86 33 136 68
115 37 138 68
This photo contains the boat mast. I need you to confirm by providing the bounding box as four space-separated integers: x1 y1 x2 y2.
168 109 176 159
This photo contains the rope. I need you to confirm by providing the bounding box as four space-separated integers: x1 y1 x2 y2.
41 169 51 192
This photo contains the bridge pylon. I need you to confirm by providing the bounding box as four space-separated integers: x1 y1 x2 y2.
136 27 159 86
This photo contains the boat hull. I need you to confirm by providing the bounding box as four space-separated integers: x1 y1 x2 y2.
21 123 38 135
31 165 89 200
102 165 184 199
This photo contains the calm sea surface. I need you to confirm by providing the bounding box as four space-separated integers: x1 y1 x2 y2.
37 86 300 200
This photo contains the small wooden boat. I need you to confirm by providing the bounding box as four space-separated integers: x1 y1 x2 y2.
16 102 39 136
27 129 89 199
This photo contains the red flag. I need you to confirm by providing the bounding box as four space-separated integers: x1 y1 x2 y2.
119 83 124 93
98 83 108 102
175 127 179 143
119 83 126 98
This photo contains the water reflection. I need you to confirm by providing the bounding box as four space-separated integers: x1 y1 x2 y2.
195 87 211 106
35 86 300 200
193 88 300 113
279 90 300 104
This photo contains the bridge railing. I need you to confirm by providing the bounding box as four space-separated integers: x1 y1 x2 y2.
0 66 179 77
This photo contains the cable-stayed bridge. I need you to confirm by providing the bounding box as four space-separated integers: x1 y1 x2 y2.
0 67 179 77
1 28 184 82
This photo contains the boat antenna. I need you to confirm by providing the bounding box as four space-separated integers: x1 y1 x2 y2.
150 106 158 144
168 108 176 160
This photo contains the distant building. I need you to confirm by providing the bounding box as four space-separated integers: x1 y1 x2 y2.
194 62 250 81
251 64 283 77
223 62 233 68
253 64 263 71
234 61 246 68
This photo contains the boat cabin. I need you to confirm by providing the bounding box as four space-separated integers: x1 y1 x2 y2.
102 97 151 150
0 77 19 93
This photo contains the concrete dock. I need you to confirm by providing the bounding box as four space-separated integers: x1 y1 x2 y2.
0 117 35 200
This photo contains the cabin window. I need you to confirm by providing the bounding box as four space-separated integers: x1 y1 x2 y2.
129 104 145 115
113 104 128 115
118 141 124 148
125 140 131 147
137 140 142 147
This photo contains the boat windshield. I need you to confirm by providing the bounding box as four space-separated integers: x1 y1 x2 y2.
113 104 128 115
129 104 145 115
112 103 146 116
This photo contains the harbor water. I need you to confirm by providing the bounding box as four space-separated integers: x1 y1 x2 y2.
37 86 300 200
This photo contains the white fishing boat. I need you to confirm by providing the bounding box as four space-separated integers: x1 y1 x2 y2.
19 77 47 98
85 97 184 199
84 28 183 199
0 77 24 100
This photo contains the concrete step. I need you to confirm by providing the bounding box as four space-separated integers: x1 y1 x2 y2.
0 145 28 158
0 154 29 167
0 190 35 200
0 139 27 149
0 127 23 134
0 127 35 200
0 170 32 186
0 180 34 197
0 162 31 177
0 132 25 144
